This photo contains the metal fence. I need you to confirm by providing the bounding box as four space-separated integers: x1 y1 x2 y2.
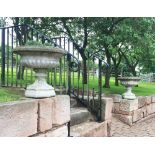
0 24 106 135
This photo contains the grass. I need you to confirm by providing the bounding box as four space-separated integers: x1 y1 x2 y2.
0 68 155 102
0 88 23 103
71 76 155 96
103 80 155 96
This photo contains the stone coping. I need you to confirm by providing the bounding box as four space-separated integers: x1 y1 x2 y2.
0 98 36 106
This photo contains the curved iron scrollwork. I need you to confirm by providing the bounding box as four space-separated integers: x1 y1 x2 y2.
67 52 80 72
69 61 79 72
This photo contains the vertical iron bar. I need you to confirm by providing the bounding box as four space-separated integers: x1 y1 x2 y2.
54 68 56 88
11 27 14 86
67 53 71 96
67 39 71 96
59 38 62 93
15 27 18 87
98 59 102 122
67 121 71 137
77 52 80 98
1 28 5 86
7 28 9 86
87 52 90 109
82 65 84 101
25 67 27 88
63 38 66 88
59 58 62 94
72 44 75 93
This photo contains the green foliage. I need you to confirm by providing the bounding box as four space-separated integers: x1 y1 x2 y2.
10 17 155 85
25 40 53 47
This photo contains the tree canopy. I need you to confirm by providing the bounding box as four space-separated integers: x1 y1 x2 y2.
7 17 155 87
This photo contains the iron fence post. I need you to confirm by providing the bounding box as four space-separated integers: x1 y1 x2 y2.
98 59 102 122
67 121 71 137
1 28 5 86
67 53 71 96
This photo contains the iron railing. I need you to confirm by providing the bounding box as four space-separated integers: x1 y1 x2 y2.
0 24 107 136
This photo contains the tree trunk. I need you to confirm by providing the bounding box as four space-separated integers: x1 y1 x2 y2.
83 58 87 84
114 68 119 86
131 66 137 76
103 52 111 88
104 70 111 88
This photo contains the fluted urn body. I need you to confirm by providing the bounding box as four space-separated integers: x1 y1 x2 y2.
118 77 141 99
13 46 66 98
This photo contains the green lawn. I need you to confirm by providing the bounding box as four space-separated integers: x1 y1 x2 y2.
0 69 155 102
71 77 155 96
103 80 155 96
0 88 23 103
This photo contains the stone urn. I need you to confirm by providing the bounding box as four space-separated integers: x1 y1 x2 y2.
118 77 141 99
13 46 66 98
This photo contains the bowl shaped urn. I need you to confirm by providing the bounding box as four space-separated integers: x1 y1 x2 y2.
118 77 141 99
13 46 66 98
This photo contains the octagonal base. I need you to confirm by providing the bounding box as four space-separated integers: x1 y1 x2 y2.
122 92 136 100
25 69 56 98
25 89 56 98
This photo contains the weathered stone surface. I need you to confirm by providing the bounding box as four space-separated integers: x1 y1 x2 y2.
147 104 152 115
52 95 70 125
38 98 53 132
107 121 112 137
107 94 122 103
70 98 78 108
112 102 120 113
70 107 94 126
133 108 144 122
141 106 147 117
114 114 133 126
138 96 146 108
46 125 68 137
147 103 155 115
34 125 68 137
89 97 99 114
71 121 107 137
151 95 155 103
119 99 138 112
145 96 152 105
101 97 113 121
0 99 38 137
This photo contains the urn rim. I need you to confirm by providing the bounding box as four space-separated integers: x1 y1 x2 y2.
13 46 66 55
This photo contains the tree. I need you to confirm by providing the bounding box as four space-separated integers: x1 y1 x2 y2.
91 17 126 88
12 17 96 84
